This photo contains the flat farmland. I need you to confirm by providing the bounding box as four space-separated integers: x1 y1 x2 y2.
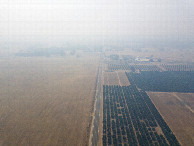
0 55 99 146
103 71 119 85
116 71 130 86
103 71 130 86
175 93 194 111
105 47 194 63
147 92 194 146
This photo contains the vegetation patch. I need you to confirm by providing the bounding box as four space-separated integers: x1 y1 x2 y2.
102 84 179 145
126 71 194 93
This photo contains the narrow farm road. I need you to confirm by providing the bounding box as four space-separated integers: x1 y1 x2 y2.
89 58 102 146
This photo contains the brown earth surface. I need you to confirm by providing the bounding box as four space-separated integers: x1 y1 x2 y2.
147 92 194 146
103 71 130 86
116 71 130 86
0 54 99 146
103 71 119 85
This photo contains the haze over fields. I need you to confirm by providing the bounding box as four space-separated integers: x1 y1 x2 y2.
0 55 99 146
0 1 194 146
0 0 194 49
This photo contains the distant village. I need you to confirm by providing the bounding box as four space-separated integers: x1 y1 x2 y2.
109 54 161 63
135 56 161 62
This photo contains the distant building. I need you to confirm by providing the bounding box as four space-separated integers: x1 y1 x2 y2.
135 57 162 62
135 57 150 62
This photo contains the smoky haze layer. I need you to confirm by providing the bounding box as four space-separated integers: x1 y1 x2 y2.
0 0 194 42
0 36 193 58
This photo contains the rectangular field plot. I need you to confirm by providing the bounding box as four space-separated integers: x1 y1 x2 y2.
126 71 194 93
103 71 130 86
103 72 119 85
102 85 180 146
148 92 194 146
117 71 130 86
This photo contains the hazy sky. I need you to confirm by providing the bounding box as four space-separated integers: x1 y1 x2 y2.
0 0 194 40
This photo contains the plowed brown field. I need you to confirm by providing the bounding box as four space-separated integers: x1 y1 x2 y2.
147 92 194 146
0 54 99 146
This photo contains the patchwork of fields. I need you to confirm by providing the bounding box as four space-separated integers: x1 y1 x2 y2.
0 51 193 146
102 59 194 146
102 85 179 146
148 92 194 146
103 71 130 86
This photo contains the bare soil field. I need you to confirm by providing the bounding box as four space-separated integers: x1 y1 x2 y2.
116 71 130 86
173 93 194 111
147 92 194 146
103 71 130 86
103 71 119 85
0 54 99 146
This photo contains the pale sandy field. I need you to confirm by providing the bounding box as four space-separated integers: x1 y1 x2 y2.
0 54 99 146
103 71 130 86
147 92 194 146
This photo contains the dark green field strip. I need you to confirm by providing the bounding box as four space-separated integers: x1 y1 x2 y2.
108 64 194 72
161 64 194 71
126 71 194 93
108 64 162 72
102 84 180 146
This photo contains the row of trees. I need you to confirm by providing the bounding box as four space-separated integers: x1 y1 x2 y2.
103 85 138 146
162 64 194 71
126 71 194 93
103 84 180 146
140 90 180 146
122 85 171 146
108 64 162 72
126 73 181 145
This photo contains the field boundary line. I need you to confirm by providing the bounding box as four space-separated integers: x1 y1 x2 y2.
172 92 194 114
